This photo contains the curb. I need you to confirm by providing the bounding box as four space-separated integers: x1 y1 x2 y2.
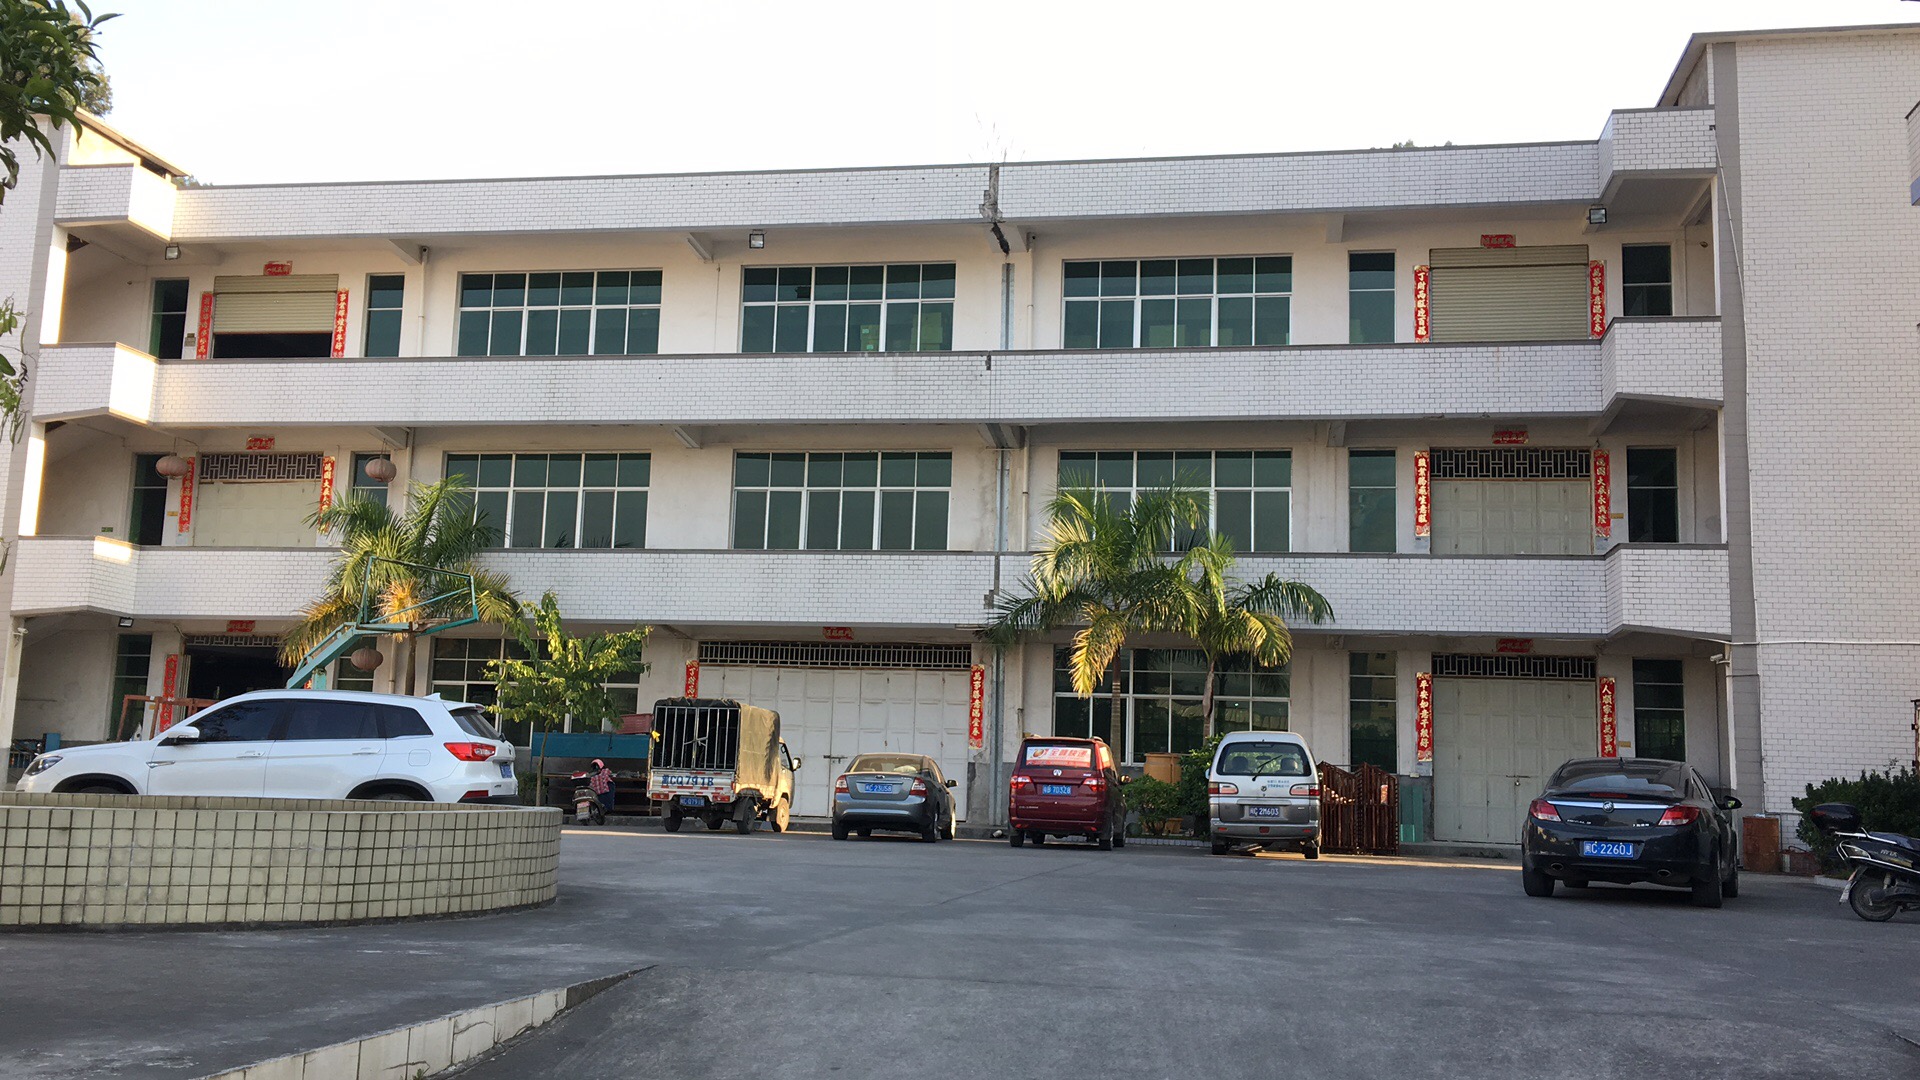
193 966 647 1080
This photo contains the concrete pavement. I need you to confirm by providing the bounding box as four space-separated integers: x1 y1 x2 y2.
2 828 1915 1079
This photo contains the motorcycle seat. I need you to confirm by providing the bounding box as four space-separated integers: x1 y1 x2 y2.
1866 831 1920 853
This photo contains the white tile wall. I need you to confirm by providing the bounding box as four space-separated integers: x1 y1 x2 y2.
52 163 175 238
1597 107 1718 186
1600 317 1724 403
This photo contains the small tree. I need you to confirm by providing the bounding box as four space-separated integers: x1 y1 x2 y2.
1185 533 1334 735
488 592 650 807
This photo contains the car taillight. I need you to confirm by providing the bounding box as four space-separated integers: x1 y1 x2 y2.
834 775 849 792
1010 774 1033 789
1658 805 1701 826
444 742 496 762
911 778 929 795
1528 798 1561 822
1290 784 1320 797
1082 775 1106 791
1209 782 1239 796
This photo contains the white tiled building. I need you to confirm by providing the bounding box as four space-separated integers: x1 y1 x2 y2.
2 24 1915 839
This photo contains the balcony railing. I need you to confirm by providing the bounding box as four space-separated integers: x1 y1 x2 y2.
53 164 177 239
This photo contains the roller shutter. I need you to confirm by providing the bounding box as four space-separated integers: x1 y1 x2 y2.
1426 246 1588 342
211 274 339 333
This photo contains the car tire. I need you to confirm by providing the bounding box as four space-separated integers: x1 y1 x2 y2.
1030 832 1045 846
1009 830 1024 848
663 812 683 833
705 816 725 831
734 807 755 835
771 797 790 833
1113 827 1126 849
1691 870 1723 908
1210 838 1230 856
941 812 955 841
1723 865 1740 899
857 827 872 839
1097 827 1113 851
1522 863 1556 898
1302 843 1319 860
831 821 849 841
1848 869 1902 921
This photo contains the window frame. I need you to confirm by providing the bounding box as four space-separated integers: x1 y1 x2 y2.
729 450 951 552
1632 657 1687 762
1347 651 1397 772
1051 647 1290 765
444 452 650 550
739 263 956 354
363 273 405 358
149 278 190 360
1620 244 1675 318
1625 446 1680 544
108 633 153 729
1056 449 1293 553
455 270 663 357
129 453 169 546
1347 251 1396 344
1347 448 1398 553
1060 255 1293 350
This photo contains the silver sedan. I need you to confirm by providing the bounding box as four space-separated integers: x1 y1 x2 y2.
831 754 957 842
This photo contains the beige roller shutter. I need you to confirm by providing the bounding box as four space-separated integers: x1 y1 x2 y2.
1427 246 1588 342
211 274 339 333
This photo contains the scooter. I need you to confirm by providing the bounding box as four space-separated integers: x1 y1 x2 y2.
570 772 607 827
1808 802 1920 922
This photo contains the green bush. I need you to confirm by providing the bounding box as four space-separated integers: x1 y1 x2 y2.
1792 767 1920 871
1121 777 1183 835
1173 735 1225 832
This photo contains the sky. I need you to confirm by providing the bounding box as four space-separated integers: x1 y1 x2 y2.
88 0 1920 185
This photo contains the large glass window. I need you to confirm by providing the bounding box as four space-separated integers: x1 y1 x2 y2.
129 453 168 545
1348 449 1397 552
1348 252 1395 343
1348 652 1397 771
731 451 950 551
456 271 661 357
1626 447 1679 543
1062 256 1291 350
1052 647 1289 763
1632 658 1687 762
1621 245 1674 317
363 274 404 357
108 633 152 730
741 264 954 353
149 279 189 359
444 452 649 549
350 452 392 510
1057 449 1291 552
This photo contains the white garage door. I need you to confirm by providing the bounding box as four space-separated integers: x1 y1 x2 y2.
1432 677 1595 845
705 665 970 819
1431 480 1593 555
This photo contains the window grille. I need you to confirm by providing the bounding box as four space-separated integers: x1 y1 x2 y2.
198 453 325 482
697 641 973 670
1430 654 1596 680
1429 447 1592 481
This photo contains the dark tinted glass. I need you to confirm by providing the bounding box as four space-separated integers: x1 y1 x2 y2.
191 700 282 741
1621 245 1671 285
1548 760 1686 797
449 706 500 740
282 700 381 740
382 705 435 737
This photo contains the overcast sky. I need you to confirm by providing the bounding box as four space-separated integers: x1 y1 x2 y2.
91 0 1920 184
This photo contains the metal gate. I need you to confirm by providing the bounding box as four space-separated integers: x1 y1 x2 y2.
1318 762 1400 855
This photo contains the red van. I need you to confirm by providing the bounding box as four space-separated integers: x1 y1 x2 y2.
1008 737 1126 850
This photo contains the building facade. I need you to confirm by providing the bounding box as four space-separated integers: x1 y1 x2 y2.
0 24 1914 837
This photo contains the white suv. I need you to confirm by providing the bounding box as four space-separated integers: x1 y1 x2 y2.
16 689 518 804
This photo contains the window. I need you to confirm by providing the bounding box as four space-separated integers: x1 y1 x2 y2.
330 638 375 692
1626 448 1679 543
1633 659 1687 762
444 452 649 549
1062 256 1291 349
107 633 152 729
1348 449 1397 552
149 279 189 359
189 699 283 741
740 263 953 353
1621 245 1673 317
363 274 404 357
349 453 392 510
129 453 168 545
1348 252 1395 343
731 451 950 551
1052 647 1288 764
281 699 382 740
1349 652 1397 771
456 271 661 357
1057 450 1291 552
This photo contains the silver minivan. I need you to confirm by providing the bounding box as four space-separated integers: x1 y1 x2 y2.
1207 731 1321 858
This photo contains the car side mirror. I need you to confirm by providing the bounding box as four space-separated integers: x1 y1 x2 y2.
945 779 957 788
790 757 803 771
1119 775 1133 785
159 726 201 746
1722 795 1743 811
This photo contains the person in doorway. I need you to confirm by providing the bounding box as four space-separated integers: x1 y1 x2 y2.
588 758 616 819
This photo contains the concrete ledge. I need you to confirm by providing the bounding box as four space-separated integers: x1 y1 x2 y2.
0 792 561 930
193 967 645 1080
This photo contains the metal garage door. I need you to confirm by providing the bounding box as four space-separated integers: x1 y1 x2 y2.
1432 675 1595 845
705 660 970 819
1431 480 1593 555
1427 246 1589 342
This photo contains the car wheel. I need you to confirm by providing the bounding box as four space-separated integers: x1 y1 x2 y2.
1522 863 1556 898
1113 826 1125 849
734 808 754 835
770 797 790 833
1690 870 1723 908
941 813 955 841
662 812 683 833
1302 843 1319 860
1210 838 1230 856
857 827 872 839
1030 832 1045 846
831 820 849 841
1722 864 1740 899
1009 830 1024 848
1097 826 1113 851
705 816 725 831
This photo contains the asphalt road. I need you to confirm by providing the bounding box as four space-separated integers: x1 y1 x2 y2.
4 829 1917 1079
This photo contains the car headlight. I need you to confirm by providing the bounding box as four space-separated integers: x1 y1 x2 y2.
23 754 61 777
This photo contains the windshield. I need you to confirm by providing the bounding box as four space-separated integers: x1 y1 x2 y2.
848 754 923 776
450 706 502 742
1215 742 1309 778
1548 761 1686 799
1022 744 1094 768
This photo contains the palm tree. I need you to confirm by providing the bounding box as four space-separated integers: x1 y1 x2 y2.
279 477 518 693
1184 533 1334 735
986 486 1211 748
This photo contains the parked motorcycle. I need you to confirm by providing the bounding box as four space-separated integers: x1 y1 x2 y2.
570 772 607 827
1808 802 1920 922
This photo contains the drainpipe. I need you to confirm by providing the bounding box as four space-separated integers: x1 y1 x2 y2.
989 257 1015 827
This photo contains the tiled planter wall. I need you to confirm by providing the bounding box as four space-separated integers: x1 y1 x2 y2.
0 793 560 929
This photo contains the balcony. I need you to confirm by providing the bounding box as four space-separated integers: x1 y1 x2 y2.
33 334 1720 430
13 540 1729 641
1597 107 1717 189
53 163 178 241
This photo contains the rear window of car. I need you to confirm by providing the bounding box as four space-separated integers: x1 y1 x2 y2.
447 706 499 741
1548 760 1686 798
1214 742 1309 777
1022 744 1093 768
849 754 923 775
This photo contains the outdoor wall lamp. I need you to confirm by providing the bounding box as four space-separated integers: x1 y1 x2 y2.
163 244 181 260
747 230 766 249
117 617 134 628
1586 206 1608 225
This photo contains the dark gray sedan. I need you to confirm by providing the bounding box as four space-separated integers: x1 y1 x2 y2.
830 753 957 842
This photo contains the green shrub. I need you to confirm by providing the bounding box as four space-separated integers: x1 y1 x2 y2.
1792 767 1920 871
1173 735 1225 832
1121 777 1183 835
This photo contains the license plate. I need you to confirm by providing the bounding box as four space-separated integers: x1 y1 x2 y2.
857 783 896 794
1040 783 1073 796
498 763 513 778
1581 840 1637 859
1246 805 1283 819
679 796 706 807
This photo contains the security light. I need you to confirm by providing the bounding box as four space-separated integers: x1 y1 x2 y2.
163 244 181 260
117 617 134 628
1586 206 1608 225
747 231 766 249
